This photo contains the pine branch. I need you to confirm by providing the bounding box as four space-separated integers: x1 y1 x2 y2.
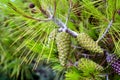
7 2 52 22
33 0 78 37
8 1 78 37
97 20 113 42
52 17 78 37
97 0 116 42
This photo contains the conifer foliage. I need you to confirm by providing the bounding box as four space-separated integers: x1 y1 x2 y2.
0 0 120 80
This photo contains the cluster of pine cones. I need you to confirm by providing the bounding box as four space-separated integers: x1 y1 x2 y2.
49 29 120 75
49 29 103 66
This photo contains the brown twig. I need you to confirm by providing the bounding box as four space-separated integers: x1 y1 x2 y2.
52 0 57 18
65 0 72 25
39 5 50 17
8 2 51 22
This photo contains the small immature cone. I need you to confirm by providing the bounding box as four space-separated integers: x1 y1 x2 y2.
117 10 120 15
49 29 58 41
77 33 103 53
48 29 58 48
29 3 35 8
106 52 120 75
56 32 71 66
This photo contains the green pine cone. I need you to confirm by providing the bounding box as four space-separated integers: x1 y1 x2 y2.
78 58 104 73
77 33 103 53
56 32 71 66
49 29 58 41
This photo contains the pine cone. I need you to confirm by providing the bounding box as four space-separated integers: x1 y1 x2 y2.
49 29 58 41
77 33 103 53
117 10 120 15
29 3 35 8
56 32 71 66
78 58 103 72
106 52 120 75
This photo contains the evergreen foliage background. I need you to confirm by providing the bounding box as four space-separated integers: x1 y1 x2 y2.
0 0 120 80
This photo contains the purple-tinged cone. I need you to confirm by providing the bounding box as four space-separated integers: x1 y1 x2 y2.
105 52 120 75
29 3 35 8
